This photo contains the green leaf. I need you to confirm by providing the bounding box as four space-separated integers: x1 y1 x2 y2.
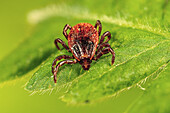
26 21 169 102
25 18 169 104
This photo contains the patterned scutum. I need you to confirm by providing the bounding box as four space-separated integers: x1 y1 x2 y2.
68 23 99 60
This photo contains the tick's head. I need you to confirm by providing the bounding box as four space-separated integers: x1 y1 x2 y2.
79 58 92 70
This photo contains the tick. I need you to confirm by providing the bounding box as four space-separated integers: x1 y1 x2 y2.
52 20 115 83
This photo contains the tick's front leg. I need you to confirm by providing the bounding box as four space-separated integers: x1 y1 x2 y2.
94 20 102 36
63 24 72 39
54 38 71 52
53 59 77 83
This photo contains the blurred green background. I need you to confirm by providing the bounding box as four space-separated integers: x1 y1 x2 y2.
0 0 169 113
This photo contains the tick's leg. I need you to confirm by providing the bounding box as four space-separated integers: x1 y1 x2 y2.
96 43 111 55
93 47 115 65
52 55 74 74
54 38 71 52
52 59 77 83
99 31 111 45
63 24 72 39
94 20 102 36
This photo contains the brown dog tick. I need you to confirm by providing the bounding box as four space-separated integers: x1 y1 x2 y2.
52 20 115 83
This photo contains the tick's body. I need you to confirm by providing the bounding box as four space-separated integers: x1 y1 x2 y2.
52 20 115 83
68 23 98 60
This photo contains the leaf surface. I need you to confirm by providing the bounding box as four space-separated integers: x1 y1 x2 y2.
25 17 169 103
130 62 170 113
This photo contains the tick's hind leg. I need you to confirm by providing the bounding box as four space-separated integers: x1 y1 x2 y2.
63 24 72 39
96 43 111 54
94 45 115 65
52 55 74 73
52 59 77 83
94 20 102 36
54 38 71 52
99 31 111 45
52 55 76 83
